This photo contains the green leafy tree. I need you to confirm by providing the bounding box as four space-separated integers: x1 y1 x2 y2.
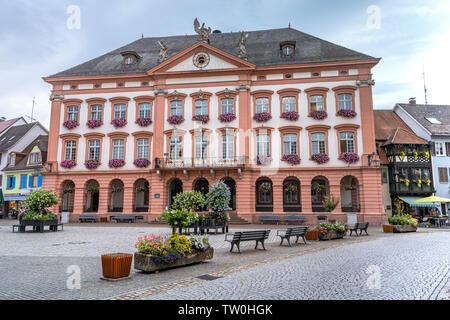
162 209 198 234
171 191 205 211
22 189 60 218
205 181 231 213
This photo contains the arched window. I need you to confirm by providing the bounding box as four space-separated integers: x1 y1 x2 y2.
256 178 273 212
283 178 301 212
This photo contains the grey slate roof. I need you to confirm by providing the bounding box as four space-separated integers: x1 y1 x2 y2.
3 135 48 172
0 123 37 152
48 28 376 78
397 103 450 136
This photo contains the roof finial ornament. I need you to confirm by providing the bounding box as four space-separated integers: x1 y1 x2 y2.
236 31 248 61
158 40 168 62
194 18 212 43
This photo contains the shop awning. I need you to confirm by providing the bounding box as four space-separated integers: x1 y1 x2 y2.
399 196 440 208
4 195 26 202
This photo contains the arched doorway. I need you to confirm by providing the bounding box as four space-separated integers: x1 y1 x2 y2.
168 178 183 208
256 177 273 212
84 180 100 212
311 176 330 212
109 179 124 212
283 177 301 212
222 178 236 211
340 176 360 212
134 179 149 212
60 180 75 212
194 178 209 211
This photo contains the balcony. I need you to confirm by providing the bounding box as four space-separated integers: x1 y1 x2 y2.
154 157 246 170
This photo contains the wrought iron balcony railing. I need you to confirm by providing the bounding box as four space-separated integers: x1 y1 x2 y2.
155 156 246 170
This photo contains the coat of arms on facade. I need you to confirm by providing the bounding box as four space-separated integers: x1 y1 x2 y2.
236 31 248 60
194 18 212 43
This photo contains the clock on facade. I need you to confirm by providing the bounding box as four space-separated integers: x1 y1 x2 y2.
193 52 210 69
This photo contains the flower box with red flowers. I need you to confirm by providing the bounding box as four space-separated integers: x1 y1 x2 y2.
282 154 301 165
309 110 328 120
337 109 357 118
167 115 184 125
86 119 103 129
134 159 151 168
192 114 210 124
136 117 152 127
63 120 79 130
312 153 330 164
111 118 127 128
85 160 101 170
109 159 125 168
339 152 360 164
218 113 236 123
280 111 299 121
253 112 272 122
60 160 77 169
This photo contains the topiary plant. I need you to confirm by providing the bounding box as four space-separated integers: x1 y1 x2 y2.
171 191 205 211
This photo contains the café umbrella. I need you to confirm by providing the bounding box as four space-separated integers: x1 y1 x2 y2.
412 195 450 204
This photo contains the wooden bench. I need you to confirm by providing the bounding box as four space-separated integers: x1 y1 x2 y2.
283 216 306 225
110 214 136 223
277 226 309 246
349 222 369 236
225 230 270 253
78 214 99 223
258 215 281 225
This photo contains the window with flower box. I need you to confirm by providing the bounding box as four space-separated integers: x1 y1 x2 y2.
310 96 324 112
312 133 326 154
333 86 357 116
338 94 353 111
67 106 79 121
340 132 355 153
112 139 125 160
114 104 126 120
257 134 270 156
137 138 149 159
256 98 269 114
221 98 234 114
88 140 101 161
138 103 151 118
195 100 208 116
65 140 77 161
170 100 183 116
283 134 297 156
91 105 102 120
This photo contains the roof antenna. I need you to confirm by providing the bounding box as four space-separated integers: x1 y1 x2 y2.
142 33 144 39
423 60 428 105
288 22 291 29
25 97 37 123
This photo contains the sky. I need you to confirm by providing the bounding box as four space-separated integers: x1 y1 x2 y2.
1 0 449 129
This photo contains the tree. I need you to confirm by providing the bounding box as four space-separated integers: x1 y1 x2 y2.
171 191 205 211
23 189 60 216
205 181 231 213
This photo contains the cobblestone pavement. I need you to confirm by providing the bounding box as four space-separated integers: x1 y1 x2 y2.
0 220 448 300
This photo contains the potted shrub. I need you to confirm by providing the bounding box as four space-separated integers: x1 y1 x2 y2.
218 113 236 123
134 233 214 273
317 222 349 240
388 200 418 233
162 209 199 234
21 189 60 231
205 181 231 230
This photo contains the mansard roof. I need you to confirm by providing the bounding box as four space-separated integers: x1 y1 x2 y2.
47 27 376 78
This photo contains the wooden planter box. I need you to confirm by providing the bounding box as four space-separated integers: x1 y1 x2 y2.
382 224 394 233
134 247 214 273
305 229 319 240
393 225 417 233
101 253 133 279
319 230 346 241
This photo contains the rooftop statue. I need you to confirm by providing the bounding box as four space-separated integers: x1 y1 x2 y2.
237 31 248 60
194 18 212 43
158 40 168 62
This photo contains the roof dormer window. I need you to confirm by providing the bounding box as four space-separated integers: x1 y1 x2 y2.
280 41 296 57
121 51 141 66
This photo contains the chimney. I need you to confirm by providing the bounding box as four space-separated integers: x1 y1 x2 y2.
409 97 417 105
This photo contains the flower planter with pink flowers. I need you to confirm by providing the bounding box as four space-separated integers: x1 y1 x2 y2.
63 120 79 130
282 154 301 165
253 112 272 122
167 115 184 125
136 118 152 127
86 119 103 129
339 152 360 164
312 153 330 164
255 155 272 165
109 159 125 168
111 118 127 128
85 160 101 170
134 159 151 168
60 160 77 169
280 111 299 121
192 114 210 124
337 109 357 118
309 111 328 120
218 113 236 123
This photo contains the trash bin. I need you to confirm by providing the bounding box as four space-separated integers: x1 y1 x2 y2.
101 253 133 280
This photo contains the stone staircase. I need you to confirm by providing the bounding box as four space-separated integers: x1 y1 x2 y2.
227 211 251 225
